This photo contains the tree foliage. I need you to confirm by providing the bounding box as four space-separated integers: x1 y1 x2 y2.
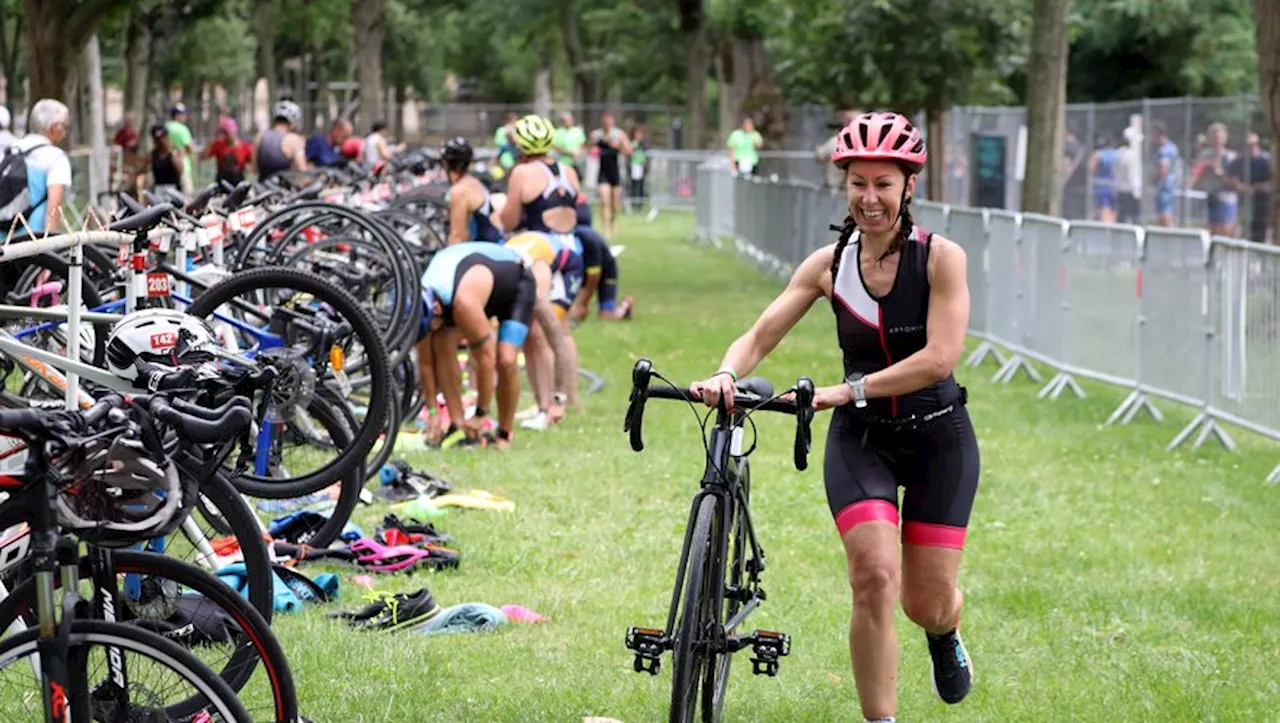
1063 0 1257 101
769 0 1026 115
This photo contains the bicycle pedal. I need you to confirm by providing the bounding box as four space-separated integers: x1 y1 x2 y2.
625 626 666 676
749 630 791 677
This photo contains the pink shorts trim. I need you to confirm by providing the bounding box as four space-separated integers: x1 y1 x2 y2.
902 521 967 549
834 499 899 536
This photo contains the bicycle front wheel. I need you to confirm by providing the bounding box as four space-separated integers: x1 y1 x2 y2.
0 619 251 722
670 494 719 723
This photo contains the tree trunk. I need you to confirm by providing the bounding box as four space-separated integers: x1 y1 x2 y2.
678 0 708 148
1021 0 1070 216
560 0 598 106
393 82 406 140
716 36 784 146
924 108 947 202
352 0 386 131
23 0 126 103
1254 0 1280 244
124 14 150 125
533 65 552 120
254 0 279 108
84 33 108 207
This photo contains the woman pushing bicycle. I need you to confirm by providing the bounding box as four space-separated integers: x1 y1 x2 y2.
689 111 979 723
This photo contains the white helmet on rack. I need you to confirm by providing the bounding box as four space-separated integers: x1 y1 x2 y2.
273 100 302 128
105 309 218 381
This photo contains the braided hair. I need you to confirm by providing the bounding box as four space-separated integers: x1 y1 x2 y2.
829 162 919 283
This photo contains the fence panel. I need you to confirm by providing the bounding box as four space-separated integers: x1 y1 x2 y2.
914 200 949 240
1139 229 1212 408
1064 222 1143 386
1207 239 1280 439
945 208 990 338
646 150 714 212
984 210 1027 350
1023 214 1070 367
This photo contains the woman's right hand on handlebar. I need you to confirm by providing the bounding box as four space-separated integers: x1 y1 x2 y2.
689 371 739 411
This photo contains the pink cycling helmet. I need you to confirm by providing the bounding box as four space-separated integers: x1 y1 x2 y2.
831 112 927 172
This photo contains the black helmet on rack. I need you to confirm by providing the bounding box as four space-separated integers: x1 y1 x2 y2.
440 137 474 171
52 425 188 548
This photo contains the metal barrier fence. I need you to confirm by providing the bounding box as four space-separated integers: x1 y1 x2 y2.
929 96 1274 240
692 165 1280 484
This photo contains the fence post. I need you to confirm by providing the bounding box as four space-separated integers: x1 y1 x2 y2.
1166 235 1236 452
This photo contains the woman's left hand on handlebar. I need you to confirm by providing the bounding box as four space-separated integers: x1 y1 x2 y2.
782 383 850 411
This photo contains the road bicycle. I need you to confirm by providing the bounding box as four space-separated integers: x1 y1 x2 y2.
622 358 814 723
0 395 251 721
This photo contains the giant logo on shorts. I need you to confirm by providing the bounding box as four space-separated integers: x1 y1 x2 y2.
150 331 178 349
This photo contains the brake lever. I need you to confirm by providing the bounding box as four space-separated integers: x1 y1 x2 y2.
793 377 814 471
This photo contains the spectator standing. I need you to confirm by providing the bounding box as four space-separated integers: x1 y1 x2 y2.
726 117 763 177
553 111 587 181
113 115 139 154
1228 132 1272 244
627 124 649 211
145 124 183 194
165 104 196 195
201 117 252 185
1088 135 1118 223
18 99 72 234
363 121 393 166
1149 121 1180 227
1190 122 1238 237
1114 125 1143 224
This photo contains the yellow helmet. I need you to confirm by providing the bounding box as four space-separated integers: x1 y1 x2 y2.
513 114 555 156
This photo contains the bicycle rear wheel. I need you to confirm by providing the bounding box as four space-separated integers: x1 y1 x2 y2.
670 494 719 723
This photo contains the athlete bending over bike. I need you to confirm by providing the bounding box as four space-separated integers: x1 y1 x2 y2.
417 242 565 448
689 111 978 723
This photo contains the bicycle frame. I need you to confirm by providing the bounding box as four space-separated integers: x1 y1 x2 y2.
661 408 768 646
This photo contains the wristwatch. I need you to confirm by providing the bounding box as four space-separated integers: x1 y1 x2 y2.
845 373 868 409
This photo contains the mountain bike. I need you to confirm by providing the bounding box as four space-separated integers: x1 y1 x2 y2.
622 358 814 723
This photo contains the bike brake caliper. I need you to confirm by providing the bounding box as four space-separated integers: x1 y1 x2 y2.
749 630 791 677
624 627 666 676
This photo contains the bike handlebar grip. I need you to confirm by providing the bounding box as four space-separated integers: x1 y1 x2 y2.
627 359 653 452
793 377 815 472
0 407 48 431
170 395 252 422
82 395 122 427
148 397 253 444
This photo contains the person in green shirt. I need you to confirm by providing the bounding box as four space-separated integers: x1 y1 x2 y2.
165 104 195 195
726 117 764 177
552 111 587 180
494 112 519 173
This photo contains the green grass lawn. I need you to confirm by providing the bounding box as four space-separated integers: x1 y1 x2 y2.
269 210 1280 722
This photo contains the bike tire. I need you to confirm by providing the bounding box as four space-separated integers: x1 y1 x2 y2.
0 619 251 722
0 550 298 722
670 494 718 723
701 461 749 721
186 265 391 500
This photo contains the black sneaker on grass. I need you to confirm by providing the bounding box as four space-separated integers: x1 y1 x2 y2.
926 628 973 704
354 588 441 632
